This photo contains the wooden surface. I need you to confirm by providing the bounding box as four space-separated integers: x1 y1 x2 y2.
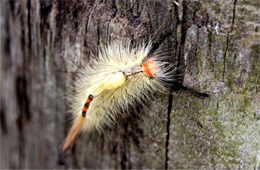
0 0 259 169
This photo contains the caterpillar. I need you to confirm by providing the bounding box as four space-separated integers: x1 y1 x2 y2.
58 40 177 164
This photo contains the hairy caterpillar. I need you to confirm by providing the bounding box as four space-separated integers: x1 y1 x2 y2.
58 40 177 164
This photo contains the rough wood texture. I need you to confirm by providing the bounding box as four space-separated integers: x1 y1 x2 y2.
0 0 259 169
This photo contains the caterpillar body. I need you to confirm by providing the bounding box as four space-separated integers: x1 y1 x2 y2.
60 40 176 160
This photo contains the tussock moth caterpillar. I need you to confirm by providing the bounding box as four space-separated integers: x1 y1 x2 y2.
58 40 178 164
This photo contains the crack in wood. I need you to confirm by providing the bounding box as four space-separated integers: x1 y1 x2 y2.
164 94 173 169
0 103 7 135
231 0 237 32
222 0 237 80
165 1 180 168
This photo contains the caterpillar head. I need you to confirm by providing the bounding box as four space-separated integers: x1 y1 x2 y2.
142 58 159 78
142 55 176 89
120 53 176 92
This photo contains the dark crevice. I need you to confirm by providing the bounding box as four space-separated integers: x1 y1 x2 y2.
174 0 180 24
9 0 16 17
0 105 8 135
111 0 118 18
40 0 53 17
165 94 173 170
106 18 112 44
27 0 32 49
135 0 140 16
231 0 237 32
3 24 11 56
40 0 52 36
174 1 180 62
15 76 31 126
15 52 30 168
97 18 100 47
3 7 12 73
222 34 229 80
208 29 213 59
165 1 180 169
21 14 26 64
176 0 189 82
222 0 237 80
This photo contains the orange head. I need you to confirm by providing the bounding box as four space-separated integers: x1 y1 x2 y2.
143 58 159 77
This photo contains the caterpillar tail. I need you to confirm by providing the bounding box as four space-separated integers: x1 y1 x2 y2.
58 116 86 165
62 116 86 153
58 95 94 165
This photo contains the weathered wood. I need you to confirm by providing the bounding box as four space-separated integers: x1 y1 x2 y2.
0 0 259 169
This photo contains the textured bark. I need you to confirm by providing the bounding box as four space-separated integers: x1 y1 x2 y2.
0 0 259 169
